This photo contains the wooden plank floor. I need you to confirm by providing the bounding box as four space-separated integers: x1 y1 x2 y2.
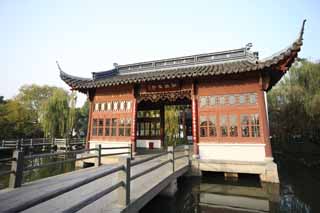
0 153 189 213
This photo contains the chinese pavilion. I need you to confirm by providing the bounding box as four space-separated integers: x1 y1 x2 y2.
59 20 306 183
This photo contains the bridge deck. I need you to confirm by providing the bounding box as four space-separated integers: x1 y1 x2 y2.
0 153 189 213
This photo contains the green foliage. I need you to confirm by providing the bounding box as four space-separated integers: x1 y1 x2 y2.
268 60 320 143
0 85 85 139
40 89 76 138
0 99 36 139
165 105 188 147
165 106 179 146
0 96 5 104
16 84 58 122
74 100 89 137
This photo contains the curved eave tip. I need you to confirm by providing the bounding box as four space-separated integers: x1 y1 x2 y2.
299 19 307 41
56 61 66 78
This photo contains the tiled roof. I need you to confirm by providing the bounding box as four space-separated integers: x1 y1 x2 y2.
60 20 306 92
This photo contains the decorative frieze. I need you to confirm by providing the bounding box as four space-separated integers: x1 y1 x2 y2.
138 90 191 103
94 100 132 112
199 93 257 108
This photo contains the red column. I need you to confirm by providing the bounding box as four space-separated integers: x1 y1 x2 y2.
131 99 137 154
192 95 199 157
86 101 94 149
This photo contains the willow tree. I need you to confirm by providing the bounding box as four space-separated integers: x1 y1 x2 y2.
268 59 320 143
40 89 76 138
165 106 179 147
164 105 189 147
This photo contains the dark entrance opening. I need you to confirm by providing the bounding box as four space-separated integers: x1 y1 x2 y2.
136 98 192 153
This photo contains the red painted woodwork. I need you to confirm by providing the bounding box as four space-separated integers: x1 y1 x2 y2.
258 89 273 157
131 99 137 153
85 71 274 159
86 100 94 149
192 83 199 156
89 85 134 142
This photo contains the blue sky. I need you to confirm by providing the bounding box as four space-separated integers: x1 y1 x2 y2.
1 0 319 106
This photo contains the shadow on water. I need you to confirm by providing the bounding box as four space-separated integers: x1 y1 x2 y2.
141 155 320 213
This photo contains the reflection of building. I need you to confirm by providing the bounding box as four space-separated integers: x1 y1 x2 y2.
193 181 279 213
60 21 306 183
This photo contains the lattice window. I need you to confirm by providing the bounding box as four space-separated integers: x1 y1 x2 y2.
209 96 217 106
219 96 226 105
107 102 112 111
98 119 103 136
113 101 119 111
94 103 99 111
119 118 125 136
199 96 208 108
229 114 238 137
249 93 257 104
105 119 111 136
239 95 246 104
120 101 125 111
208 116 217 137
229 95 236 105
126 101 132 111
220 115 228 137
92 119 98 136
199 116 207 137
125 118 131 136
241 114 250 137
111 118 117 136
251 114 260 137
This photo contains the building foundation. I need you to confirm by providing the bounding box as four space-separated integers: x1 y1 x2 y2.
190 157 279 183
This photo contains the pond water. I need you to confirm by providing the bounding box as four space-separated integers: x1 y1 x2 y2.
141 155 320 213
1 153 320 212
0 152 76 189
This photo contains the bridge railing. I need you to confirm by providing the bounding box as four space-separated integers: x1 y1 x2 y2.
63 145 191 212
3 145 190 213
0 157 15 178
0 138 86 151
1 144 133 188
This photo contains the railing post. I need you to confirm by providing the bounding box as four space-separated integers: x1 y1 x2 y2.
184 145 191 166
95 144 101 166
17 139 21 150
130 143 133 160
1 139 4 147
118 157 131 207
9 150 24 188
167 146 174 172
65 138 68 151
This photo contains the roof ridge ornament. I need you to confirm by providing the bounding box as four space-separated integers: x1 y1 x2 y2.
245 43 253 50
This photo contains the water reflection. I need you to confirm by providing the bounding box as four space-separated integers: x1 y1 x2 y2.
0 152 76 189
23 156 76 183
141 156 318 213
194 174 279 212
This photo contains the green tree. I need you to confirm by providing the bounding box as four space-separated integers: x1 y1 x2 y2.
0 96 5 104
268 59 320 144
16 84 58 118
74 100 89 137
0 100 35 139
40 89 77 138
15 84 61 137
165 105 188 147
